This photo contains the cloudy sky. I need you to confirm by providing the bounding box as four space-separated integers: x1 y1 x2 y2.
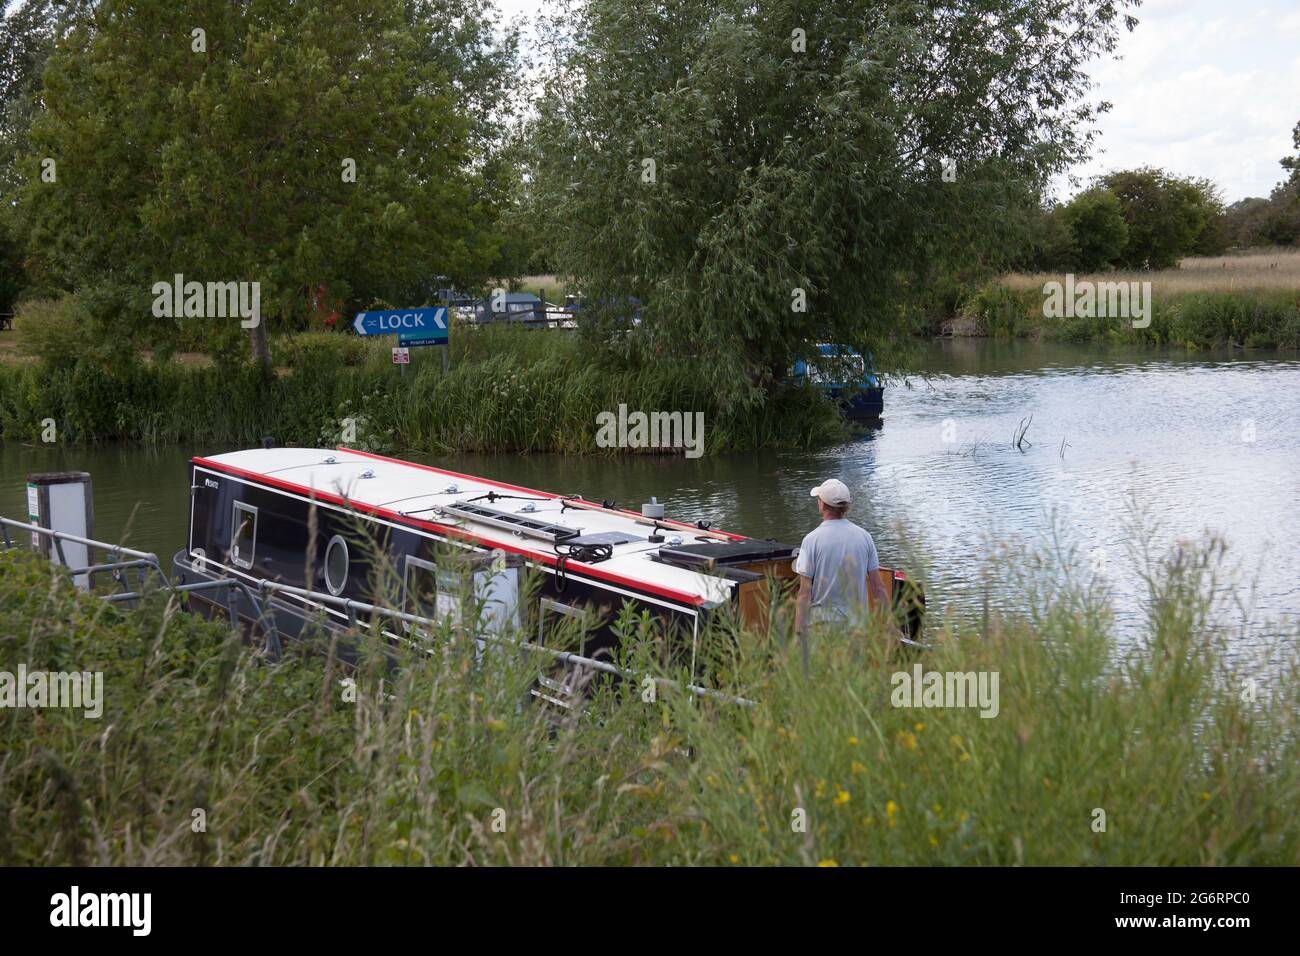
1064 0 1300 203
499 0 1300 204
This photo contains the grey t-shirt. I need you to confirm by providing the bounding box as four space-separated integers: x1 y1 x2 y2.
793 518 880 625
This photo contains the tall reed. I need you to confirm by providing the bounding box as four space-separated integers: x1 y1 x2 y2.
1 521 1295 866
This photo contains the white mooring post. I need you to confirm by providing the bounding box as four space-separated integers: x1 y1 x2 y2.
26 471 94 590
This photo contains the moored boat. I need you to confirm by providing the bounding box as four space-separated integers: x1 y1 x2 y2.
791 344 884 420
173 447 923 692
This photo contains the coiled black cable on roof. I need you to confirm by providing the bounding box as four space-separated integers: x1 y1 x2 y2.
552 540 615 592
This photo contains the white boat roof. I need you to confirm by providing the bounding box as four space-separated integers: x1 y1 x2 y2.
194 447 751 608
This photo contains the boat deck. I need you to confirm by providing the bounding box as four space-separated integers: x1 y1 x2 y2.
193 447 759 608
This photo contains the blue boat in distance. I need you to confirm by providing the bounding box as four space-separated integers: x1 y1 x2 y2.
791 344 884 421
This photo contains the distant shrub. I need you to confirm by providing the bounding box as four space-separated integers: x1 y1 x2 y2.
1062 188 1129 271
14 296 87 365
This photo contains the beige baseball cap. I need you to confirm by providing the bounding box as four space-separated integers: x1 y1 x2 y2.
810 478 851 507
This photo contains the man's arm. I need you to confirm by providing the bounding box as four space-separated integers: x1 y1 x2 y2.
867 569 890 612
795 575 812 636
867 569 903 640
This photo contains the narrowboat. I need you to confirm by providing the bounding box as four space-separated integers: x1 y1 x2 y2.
791 344 884 420
173 447 923 693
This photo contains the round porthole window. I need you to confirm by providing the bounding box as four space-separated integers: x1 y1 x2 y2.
324 535 349 596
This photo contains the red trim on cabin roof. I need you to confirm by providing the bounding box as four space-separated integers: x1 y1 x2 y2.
191 456 707 608
339 447 747 541
339 447 562 499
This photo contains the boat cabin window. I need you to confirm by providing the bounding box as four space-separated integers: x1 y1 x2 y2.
403 556 462 635
324 535 349 596
230 502 257 570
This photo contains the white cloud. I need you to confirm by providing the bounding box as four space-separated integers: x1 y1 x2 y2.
1058 0 1300 201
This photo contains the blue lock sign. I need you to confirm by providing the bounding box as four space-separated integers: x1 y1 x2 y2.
352 307 448 341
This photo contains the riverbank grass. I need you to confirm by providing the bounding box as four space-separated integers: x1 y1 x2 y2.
966 250 1300 347
2 528 1295 865
0 314 844 451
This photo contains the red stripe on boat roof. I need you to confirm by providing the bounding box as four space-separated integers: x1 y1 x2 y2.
191 455 708 608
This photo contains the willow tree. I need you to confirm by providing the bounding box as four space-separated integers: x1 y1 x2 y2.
531 0 1138 402
19 0 511 371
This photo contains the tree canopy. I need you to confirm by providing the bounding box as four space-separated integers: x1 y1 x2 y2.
1061 189 1128 272
1098 167 1225 269
15 0 515 368
529 0 1138 401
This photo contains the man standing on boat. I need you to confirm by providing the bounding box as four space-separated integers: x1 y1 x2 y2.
793 478 892 643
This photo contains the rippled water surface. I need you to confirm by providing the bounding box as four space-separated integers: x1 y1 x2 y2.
3 341 1297 649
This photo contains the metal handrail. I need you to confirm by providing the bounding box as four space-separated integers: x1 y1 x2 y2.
3 515 752 706
0 515 158 562
229 571 752 705
1 516 283 655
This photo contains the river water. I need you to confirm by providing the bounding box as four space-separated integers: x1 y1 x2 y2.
3 340 1297 649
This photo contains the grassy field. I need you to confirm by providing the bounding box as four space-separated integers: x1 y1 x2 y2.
511 275 567 304
1 525 1296 866
953 249 1300 348
1005 248 1300 297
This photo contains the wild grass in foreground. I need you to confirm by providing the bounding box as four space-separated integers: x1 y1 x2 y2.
0 532 1296 866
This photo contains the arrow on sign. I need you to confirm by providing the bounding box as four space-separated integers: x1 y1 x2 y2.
352 307 448 339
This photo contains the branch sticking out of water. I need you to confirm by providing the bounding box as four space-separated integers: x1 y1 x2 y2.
1013 414 1033 452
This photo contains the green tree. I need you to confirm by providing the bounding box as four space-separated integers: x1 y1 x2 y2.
19 0 509 371
1061 189 1128 271
0 223 22 314
1280 120 1300 189
1 2 96 303
1262 182 1300 247
1223 197 1273 248
530 0 1138 401
1099 167 1224 268
1264 121 1300 246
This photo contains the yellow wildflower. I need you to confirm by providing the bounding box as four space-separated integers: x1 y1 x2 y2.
817 859 839 867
